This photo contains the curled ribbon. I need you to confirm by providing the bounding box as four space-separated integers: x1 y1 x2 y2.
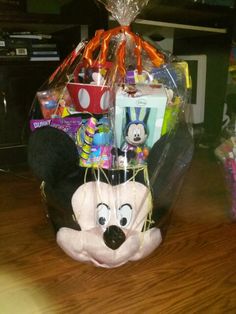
83 29 104 67
117 40 126 78
142 41 164 68
134 34 142 74
82 26 165 78
100 31 113 66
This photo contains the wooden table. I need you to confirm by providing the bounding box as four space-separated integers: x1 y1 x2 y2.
0 149 236 313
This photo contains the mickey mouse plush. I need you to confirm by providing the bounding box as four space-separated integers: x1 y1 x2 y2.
28 123 193 268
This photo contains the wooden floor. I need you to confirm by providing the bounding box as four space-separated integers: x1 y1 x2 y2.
0 148 236 314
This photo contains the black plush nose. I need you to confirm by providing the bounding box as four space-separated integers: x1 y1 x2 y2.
103 225 126 250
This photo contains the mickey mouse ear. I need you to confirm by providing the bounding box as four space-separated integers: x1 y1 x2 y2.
28 126 78 185
139 107 148 121
147 122 194 217
129 107 137 121
127 107 149 123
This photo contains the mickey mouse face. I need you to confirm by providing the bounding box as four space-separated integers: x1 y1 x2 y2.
56 180 162 267
71 181 150 235
126 123 147 146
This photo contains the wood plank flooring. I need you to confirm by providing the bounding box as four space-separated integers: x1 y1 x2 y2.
0 149 236 314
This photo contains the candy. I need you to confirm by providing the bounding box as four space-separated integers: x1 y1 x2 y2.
79 117 97 165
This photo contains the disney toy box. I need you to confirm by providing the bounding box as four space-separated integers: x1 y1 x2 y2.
115 84 167 149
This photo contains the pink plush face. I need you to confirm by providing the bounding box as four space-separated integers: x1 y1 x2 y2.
73 181 150 232
56 181 162 268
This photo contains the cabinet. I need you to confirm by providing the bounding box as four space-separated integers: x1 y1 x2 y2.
0 0 107 167
0 61 58 166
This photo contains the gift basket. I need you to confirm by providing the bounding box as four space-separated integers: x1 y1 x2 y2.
28 0 194 268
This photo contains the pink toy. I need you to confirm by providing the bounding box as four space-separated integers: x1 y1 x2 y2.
57 181 161 268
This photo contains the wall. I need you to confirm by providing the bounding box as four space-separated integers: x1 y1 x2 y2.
174 33 232 141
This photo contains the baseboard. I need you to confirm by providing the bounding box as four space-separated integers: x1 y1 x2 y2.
0 144 28 169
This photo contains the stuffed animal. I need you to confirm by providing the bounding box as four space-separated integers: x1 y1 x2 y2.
28 122 193 268
121 107 150 165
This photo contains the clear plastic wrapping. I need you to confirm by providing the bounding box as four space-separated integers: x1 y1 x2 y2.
215 132 236 220
28 0 194 268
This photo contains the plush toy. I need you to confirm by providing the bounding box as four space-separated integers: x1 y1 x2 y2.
121 107 150 165
28 122 193 268
124 107 149 147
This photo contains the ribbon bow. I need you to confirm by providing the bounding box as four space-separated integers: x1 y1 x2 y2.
82 26 165 78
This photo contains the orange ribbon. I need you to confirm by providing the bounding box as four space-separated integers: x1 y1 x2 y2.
133 34 142 74
117 40 126 78
142 41 165 68
83 29 104 67
82 26 165 78
99 31 113 66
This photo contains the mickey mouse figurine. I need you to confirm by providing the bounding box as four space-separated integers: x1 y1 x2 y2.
122 107 150 165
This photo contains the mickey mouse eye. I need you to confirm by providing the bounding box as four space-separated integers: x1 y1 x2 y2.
117 203 132 228
97 203 110 226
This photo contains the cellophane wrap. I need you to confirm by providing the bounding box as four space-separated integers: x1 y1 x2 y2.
215 129 236 220
28 0 194 268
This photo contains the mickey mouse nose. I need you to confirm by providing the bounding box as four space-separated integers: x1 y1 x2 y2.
103 225 126 250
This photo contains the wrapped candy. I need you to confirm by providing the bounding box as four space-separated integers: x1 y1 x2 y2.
28 0 193 268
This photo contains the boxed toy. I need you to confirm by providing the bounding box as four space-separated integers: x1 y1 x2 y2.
115 84 168 149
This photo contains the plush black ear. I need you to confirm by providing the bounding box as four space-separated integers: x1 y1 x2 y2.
28 126 78 185
147 122 194 221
